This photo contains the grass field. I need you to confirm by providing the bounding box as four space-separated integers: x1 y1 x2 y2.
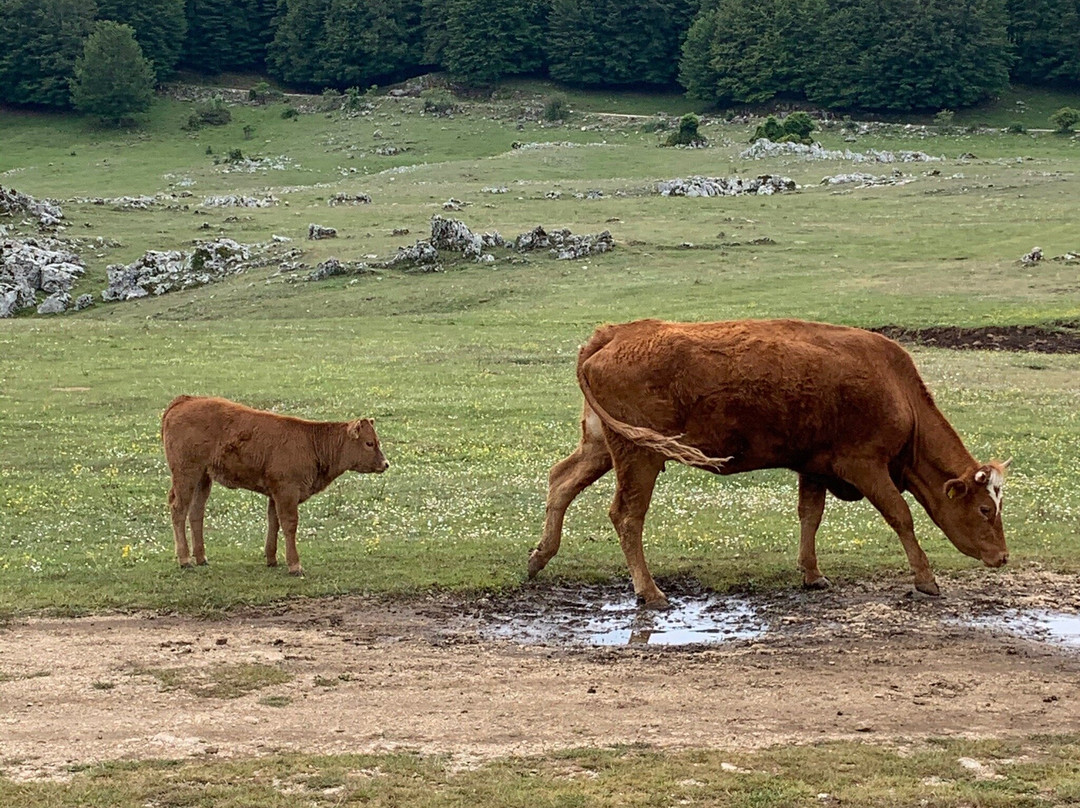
1 82 1079 616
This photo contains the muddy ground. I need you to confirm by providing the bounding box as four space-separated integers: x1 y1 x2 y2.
872 322 1080 353
1 569 1078 781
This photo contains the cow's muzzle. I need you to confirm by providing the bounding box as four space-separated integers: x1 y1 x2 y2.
982 551 1008 568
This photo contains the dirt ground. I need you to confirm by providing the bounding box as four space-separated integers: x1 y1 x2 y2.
871 322 1080 353
1 569 1078 781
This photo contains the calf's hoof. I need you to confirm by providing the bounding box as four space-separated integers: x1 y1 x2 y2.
526 551 547 579
266 559 278 568
196 559 208 567
179 560 194 569
802 575 831 590
288 567 304 577
637 592 670 610
914 579 941 597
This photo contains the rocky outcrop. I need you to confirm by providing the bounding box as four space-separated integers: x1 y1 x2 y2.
102 238 251 301
513 226 614 259
308 224 337 240
328 193 372 206
429 216 504 259
203 195 278 208
0 187 64 229
0 237 84 317
656 176 796 197
741 138 942 163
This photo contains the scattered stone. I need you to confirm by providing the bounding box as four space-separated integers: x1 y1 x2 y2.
203 195 278 208
36 290 71 315
0 186 64 228
573 189 605 200
392 228 410 236
306 257 372 281
328 192 372 206
442 198 467 211
218 155 297 173
657 175 796 197
387 240 441 272
821 171 911 187
74 293 94 311
957 758 1004 781
1021 246 1043 264
482 186 509 194
75 195 160 210
513 225 614 260
374 145 407 156
272 234 292 243
544 191 563 199
102 238 251 301
430 215 504 259
741 138 942 163
0 236 84 317
308 224 337 240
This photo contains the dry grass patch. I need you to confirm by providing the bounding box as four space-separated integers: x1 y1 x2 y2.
133 662 292 699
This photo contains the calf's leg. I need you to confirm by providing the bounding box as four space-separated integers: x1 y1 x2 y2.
265 497 280 567
838 460 938 595
797 474 829 588
607 441 667 608
167 476 196 568
529 407 613 578
273 494 303 576
188 473 212 566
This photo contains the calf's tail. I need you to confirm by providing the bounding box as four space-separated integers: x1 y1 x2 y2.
575 329 731 472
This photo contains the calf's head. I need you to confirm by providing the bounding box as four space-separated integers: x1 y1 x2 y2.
939 460 1009 567
345 418 389 473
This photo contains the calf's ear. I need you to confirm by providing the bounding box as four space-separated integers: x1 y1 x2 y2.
944 479 968 500
346 420 363 438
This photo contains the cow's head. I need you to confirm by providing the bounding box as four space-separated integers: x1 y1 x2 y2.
940 459 1010 567
345 418 389 473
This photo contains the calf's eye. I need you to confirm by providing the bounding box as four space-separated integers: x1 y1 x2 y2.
365 441 375 448
979 505 992 518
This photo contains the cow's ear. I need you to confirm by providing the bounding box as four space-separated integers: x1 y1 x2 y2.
974 469 988 485
944 479 968 500
346 420 363 439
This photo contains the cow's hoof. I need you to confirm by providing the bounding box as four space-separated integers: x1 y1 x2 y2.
526 552 547 579
914 579 941 597
266 560 278 568
179 561 194 569
196 559 208 566
288 568 304 577
637 594 670 610
803 576 831 590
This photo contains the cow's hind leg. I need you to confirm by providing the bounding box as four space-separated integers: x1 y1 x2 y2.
188 473 212 566
528 407 613 578
797 474 829 589
168 476 197 568
265 497 280 567
838 460 938 595
607 441 667 608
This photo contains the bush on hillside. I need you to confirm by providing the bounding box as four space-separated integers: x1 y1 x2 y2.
70 21 156 125
664 113 706 146
1050 106 1080 133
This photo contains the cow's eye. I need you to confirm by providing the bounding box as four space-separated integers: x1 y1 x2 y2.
365 441 375 448
979 504 993 519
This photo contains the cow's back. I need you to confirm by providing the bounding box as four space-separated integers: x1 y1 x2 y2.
580 319 924 474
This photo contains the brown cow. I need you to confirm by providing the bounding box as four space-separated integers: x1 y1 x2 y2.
529 319 1010 607
161 395 389 575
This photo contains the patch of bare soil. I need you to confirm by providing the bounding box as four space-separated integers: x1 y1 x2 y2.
1 570 1078 781
871 322 1080 353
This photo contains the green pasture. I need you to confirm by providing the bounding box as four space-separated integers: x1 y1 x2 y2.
3 736 1079 807
1 86 1079 615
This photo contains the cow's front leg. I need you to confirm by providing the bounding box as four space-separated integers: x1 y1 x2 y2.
841 461 938 595
797 474 829 589
530 408 613 578
273 494 303 576
265 496 280 567
608 444 666 608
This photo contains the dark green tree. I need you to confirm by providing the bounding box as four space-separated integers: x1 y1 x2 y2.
549 0 697 87
1006 0 1080 85
804 0 1013 111
95 0 186 80
0 0 98 107
441 0 547 84
70 20 155 122
182 0 275 74
266 0 328 86
679 0 823 105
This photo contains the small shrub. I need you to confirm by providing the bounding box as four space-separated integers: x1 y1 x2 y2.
242 124 254 140
226 148 244 163
205 145 213 155
1007 121 1027 134
248 81 282 105
664 113 706 147
1050 106 1080 133
320 88 343 112
421 88 457 116
192 96 231 127
281 106 299 119
343 86 364 112
543 94 569 122
751 115 785 143
934 109 955 129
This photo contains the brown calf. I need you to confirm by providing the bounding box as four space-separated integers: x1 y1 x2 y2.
161 395 388 574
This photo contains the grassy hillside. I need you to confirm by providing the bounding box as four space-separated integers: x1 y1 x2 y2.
1 85 1079 614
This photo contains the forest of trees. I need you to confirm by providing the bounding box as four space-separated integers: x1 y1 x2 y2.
0 0 1077 113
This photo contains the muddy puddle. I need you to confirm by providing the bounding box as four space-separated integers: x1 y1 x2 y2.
470 583 767 647
966 609 1080 648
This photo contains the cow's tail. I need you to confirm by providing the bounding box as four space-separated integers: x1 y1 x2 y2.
160 394 195 438
576 330 732 473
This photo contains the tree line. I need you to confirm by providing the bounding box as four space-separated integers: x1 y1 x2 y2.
1 0 1078 114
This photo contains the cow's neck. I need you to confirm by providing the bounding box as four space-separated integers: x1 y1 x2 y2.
904 399 975 512
310 423 351 485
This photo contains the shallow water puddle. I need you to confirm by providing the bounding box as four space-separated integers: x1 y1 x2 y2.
476 588 767 647
968 609 1080 648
